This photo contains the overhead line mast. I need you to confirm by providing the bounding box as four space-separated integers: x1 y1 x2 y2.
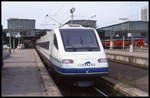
70 7 75 24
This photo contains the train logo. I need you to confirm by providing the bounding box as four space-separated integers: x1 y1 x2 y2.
86 70 89 73
85 61 91 66
78 61 96 66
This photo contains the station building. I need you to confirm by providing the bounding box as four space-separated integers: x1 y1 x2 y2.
97 21 148 40
3 18 49 48
6 18 35 48
96 21 149 48
141 6 149 22
64 19 97 28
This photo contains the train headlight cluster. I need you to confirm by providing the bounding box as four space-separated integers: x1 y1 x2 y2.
62 59 74 64
98 58 107 63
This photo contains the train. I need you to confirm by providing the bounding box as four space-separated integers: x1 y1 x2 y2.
101 38 146 49
36 24 109 87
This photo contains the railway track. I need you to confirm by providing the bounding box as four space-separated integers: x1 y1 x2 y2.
45 65 111 96
51 77 109 97
37 49 116 96
93 87 108 97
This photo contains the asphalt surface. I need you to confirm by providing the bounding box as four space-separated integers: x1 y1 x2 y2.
2 49 44 96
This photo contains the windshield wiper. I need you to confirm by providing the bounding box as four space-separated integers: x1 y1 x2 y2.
65 47 77 51
65 46 99 51
82 47 99 51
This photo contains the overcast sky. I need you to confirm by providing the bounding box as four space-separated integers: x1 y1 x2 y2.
2 1 148 29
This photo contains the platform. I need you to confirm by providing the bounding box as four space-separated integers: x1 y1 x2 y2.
105 48 148 69
1 49 62 96
102 48 149 96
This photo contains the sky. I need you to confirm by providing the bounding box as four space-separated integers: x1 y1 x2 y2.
2 1 148 29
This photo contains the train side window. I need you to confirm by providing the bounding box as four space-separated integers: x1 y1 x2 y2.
45 41 49 49
37 41 49 50
54 34 58 49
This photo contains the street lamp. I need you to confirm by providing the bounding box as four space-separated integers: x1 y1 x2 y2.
119 18 128 51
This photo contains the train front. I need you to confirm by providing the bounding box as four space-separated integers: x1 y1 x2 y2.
56 28 109 87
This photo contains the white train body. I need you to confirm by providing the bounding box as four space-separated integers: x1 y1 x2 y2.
36 24 108 78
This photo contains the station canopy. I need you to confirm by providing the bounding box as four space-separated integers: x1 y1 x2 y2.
97 21 148 33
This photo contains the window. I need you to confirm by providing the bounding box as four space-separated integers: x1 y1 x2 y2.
37 41 49 49
60 29 100 52
54 34 58 49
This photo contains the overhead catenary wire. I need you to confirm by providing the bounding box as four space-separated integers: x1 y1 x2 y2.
45 14 62 27
53 4 66 16
45 3 69 27
41 4 66 28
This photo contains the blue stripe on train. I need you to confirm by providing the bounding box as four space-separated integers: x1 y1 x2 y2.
38 50 108 74
54 66 108 73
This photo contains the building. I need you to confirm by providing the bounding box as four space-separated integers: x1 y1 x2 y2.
141 6 149 21
64 20 97 28
97 21 148 48
6 18 36 48
97 21 148 40
7 18 35 37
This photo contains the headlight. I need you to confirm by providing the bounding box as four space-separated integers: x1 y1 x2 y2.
62 59 74 64
98 58 107 63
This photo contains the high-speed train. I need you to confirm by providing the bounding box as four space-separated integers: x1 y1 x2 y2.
36 24 109 86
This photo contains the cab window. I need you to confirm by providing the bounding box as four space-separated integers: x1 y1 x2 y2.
54 34 58 49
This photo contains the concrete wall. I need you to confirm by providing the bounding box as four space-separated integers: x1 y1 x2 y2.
106 53 148 69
